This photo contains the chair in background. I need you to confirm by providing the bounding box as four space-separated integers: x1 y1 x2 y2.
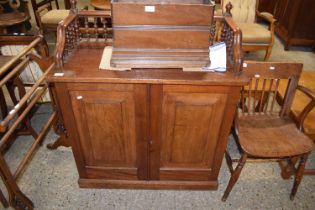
222 0 276 60
30 0 69 34
222 61 314 201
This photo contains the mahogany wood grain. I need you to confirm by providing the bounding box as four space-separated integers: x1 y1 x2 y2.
49 49 248 85
112 1 213 26
68 84 148 180
159 86 228 181
111 0 215 68
47 46 247 189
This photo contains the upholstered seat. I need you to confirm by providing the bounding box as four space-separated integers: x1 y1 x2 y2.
222 0 276 60
31 0 70 34
238 23 271 43
41 9 69 25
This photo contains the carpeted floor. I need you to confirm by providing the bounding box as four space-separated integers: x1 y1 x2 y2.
1 1 315 209
244 35 315 71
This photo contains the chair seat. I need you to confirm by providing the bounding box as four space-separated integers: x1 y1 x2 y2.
237 114 314 158
238 23 271 44
41 10 69 25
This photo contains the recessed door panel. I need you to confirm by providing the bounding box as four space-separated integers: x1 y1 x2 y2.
157 87 228 181
69 86 148 180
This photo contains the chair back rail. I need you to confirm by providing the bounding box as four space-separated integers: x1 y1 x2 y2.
240 61 302 117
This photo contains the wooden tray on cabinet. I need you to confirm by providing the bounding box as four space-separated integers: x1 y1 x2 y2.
111 0 215 68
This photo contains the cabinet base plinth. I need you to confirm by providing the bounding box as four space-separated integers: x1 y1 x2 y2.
78 179 218 190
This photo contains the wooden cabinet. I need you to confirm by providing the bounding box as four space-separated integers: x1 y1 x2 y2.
50 67 246 190
49 0 246 192
274 0 315 50
258 0 278 14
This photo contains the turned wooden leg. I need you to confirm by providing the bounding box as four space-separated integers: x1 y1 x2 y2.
47 134 70 150
222 153 247 202
0 156 33 210
279 157 299 179
225 150 234 174
46 118 70 150
290 153 308 200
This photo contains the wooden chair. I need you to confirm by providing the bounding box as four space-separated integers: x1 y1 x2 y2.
30 0 70 34
277 72 315 176
222 61 314 201
222 0 276 61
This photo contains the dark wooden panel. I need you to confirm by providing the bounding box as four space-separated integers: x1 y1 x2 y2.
275 0 315 49
258 0 278 14
113 28 210 49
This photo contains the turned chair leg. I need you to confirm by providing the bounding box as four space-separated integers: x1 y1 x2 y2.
222 153 247 201
264 46 273 61
225 150 234 174
290 153 308 200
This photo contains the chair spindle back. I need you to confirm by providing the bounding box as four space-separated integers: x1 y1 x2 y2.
240 61 302 117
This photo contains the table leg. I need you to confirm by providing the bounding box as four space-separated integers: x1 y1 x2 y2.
46 118 70 150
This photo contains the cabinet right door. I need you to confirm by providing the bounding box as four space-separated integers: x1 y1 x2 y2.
150 85 230 181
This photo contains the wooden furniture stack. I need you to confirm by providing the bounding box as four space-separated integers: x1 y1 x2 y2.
47 0 248 190
0 35 56 210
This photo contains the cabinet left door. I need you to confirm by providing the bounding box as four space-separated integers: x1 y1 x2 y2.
64 84 149 182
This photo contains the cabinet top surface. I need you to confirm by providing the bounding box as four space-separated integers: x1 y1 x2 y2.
48 48 248 86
